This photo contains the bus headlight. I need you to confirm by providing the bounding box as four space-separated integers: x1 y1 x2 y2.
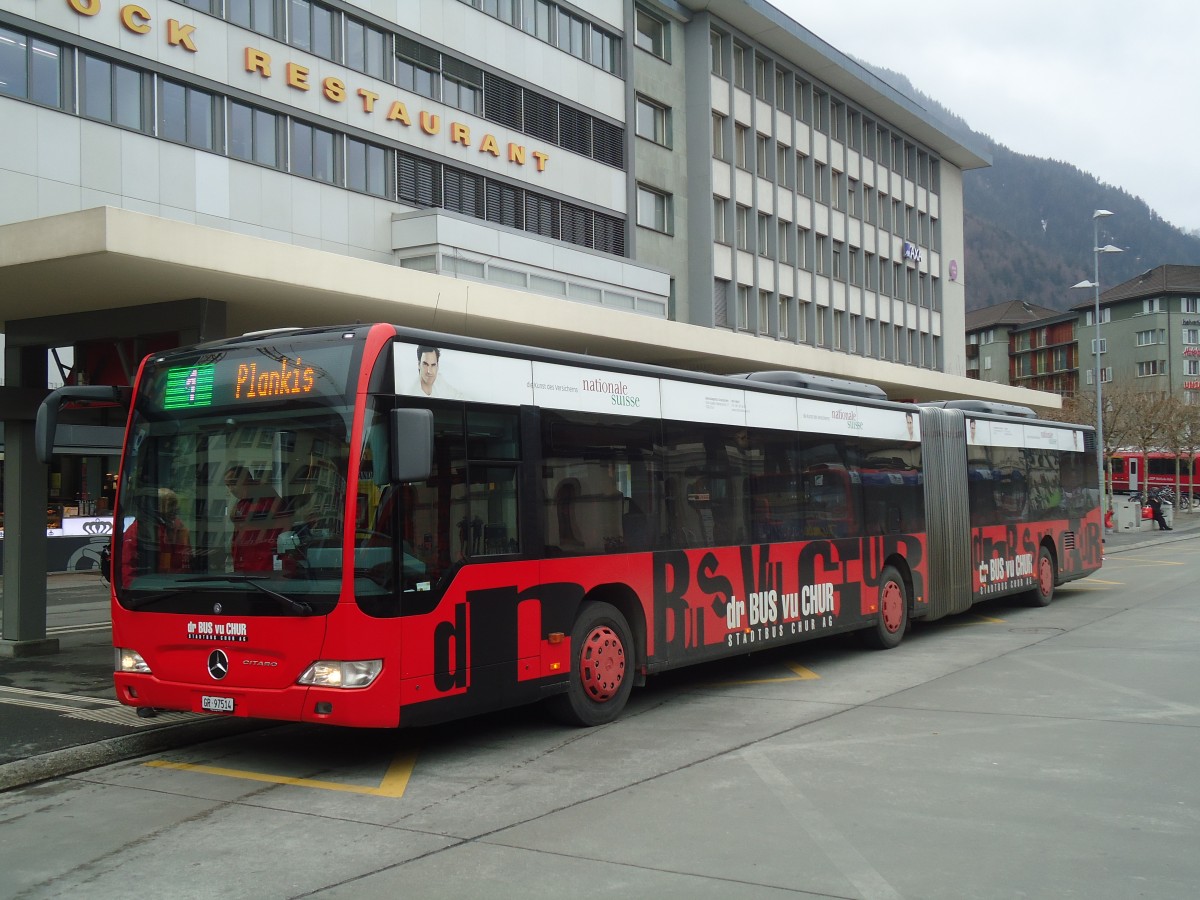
115 648 152 674
297 660 382 689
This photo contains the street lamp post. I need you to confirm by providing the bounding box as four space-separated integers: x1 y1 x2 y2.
1071 209 1123 524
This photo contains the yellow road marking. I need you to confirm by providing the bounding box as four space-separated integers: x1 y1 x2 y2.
722 661 820 686
145 748 418 798
1105 557 1184 565
946 613 1004 628
1084 578 1125 585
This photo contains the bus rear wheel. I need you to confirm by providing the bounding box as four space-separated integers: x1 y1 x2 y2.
1024 546 1055 607
548 602 634 727
862 565 908 650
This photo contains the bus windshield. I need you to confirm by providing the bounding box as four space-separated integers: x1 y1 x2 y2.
113 335 361 614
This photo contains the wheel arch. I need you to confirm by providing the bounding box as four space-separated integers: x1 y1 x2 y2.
582 582 646 673
883 552 916 612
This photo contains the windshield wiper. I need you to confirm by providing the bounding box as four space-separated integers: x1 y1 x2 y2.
179 575 313 615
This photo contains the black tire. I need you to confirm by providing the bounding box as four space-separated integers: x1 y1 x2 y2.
1024 545 1055 607
547 601 634 727
861 565 908 650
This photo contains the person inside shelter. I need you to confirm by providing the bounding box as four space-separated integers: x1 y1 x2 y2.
225 465 293 572
121 487 192 581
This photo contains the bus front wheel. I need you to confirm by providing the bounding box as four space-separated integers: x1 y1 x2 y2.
862 565 908 650
548 602 634 727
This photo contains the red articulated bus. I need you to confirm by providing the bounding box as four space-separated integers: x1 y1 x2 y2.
36 324 1104 729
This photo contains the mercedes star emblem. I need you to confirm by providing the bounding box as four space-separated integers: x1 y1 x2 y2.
207 649 229 680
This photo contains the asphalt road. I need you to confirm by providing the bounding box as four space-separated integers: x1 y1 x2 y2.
2 536 1198 899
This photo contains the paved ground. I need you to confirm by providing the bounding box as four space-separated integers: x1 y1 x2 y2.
1 510 1197 793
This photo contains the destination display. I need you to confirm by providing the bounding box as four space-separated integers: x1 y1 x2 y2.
150 341 356 412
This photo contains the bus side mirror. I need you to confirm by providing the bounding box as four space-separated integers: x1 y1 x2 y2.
390 408 433 483
35 385 129 464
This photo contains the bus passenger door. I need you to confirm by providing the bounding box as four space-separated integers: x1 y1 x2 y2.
1128 456 1139 493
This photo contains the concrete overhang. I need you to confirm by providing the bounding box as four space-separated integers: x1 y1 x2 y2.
0 207 1056 410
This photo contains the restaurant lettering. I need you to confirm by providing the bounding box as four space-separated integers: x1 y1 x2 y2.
66 0 549 173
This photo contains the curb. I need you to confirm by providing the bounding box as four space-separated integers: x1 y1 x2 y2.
0 718 267 793
1103 528 1200 555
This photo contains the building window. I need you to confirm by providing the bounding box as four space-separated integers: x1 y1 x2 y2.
634 7 667 60
636 96 669 146
758 289 770 333
396 42 437 100
1187 360 1200 377
81 54 147 131
0 27 64 108
757 213 770 257
735 205 750 251
1136 329 1165 346
796 226 809 269
713 196 728 243
228 0 278 38
735 124 749 169
1084 308 1111 325
831 170 842 209
1184 328 1200 345
344 15 387 79
774 69 790 112
831 240 843 278
815 234 827 275
714 278 730 326
290 120 338 184
798 151 812 196
778 296 791 339
346 137 387 196
157 79 216 150
712 113 727 160
737 284 752 331
813 89 827 133
814 162 826 203
756 133 769 175
710 29 726 76
1136 360 1165 377
228 101 279 167
778 220 791 264
289 0 335 60
776 143 790 187
1183 297 1199 313
1142 298 1162 314
754 55 768 100
636 184 671 233
732 42 747 89
816 305 826 346
795 77 811 124
442 70 482 115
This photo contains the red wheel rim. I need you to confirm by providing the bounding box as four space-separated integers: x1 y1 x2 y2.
880 580 904 633
579 624 626 703
1038 555 1053 597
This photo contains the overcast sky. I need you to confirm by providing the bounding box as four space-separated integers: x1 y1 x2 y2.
775 1 1200 232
